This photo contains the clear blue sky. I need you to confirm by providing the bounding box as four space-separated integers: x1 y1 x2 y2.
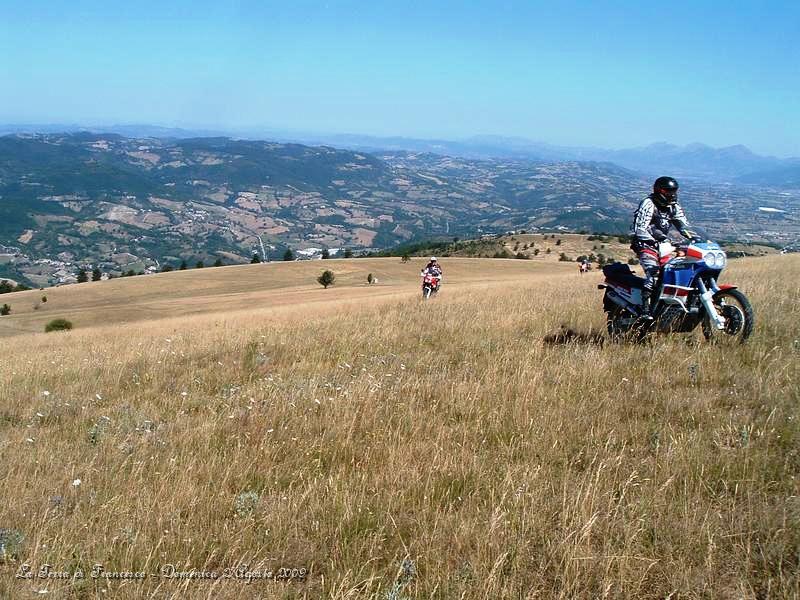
1 0 798 156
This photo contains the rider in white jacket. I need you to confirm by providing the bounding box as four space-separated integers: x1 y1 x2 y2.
420 257 443 289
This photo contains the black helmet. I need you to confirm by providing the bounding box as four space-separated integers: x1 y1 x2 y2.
653 176 679 207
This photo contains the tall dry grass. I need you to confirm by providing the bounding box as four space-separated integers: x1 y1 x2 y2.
0 256 798 599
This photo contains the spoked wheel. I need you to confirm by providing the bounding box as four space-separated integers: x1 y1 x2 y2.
701 288 755 344
606 305 650 344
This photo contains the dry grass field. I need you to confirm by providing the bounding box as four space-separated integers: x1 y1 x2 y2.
0 255 798 599
0 258 572 338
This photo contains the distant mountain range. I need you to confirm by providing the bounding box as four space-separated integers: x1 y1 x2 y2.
1 131 797 287
2 124 797 186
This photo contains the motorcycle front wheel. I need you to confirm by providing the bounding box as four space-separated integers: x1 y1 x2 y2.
701 288 755 344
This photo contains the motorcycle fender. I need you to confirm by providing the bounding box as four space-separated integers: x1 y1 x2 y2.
718 284 737 291
604 289 637 313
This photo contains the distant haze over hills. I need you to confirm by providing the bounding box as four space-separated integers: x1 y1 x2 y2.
1 123 798 186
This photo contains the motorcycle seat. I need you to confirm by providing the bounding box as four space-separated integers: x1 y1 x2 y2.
602 262 646 289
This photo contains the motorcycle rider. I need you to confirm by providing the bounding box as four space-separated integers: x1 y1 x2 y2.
420 257 443 291
630 176 697 318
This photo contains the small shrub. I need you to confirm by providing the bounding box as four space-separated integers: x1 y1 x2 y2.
515 252 529 259
401 255 410 263
0 528 25 560
317 270 335 289
45 318 73 332
41 296 47 303
283 249 294 261
235 491 260 518
367 273 374 284
0 304 10 316
250 254 261 264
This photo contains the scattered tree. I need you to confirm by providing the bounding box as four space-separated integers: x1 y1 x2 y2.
0 304 10 316
401 254 410 263
367 273 374 284
161 264 174 272
556 239 562 246
0 280 29 294
558 252 572 262
317 270 335 289
41 295 47 303
195 261 204 269
77 269 88 283
546 248 551 254
179 260 188 270
533 248 540 256
45 318 73 332
91 267 102 281
515 252 530 259
283 248 294 261
343 248 354 258
321 248 330 260
251 253 261 264
213 257 223 267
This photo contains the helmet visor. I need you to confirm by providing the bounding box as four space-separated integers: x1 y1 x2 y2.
658 188 678 201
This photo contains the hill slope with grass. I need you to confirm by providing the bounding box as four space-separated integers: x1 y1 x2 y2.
0 255 798 598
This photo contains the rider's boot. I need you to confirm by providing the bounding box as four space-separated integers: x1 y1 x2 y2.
640 289 654 321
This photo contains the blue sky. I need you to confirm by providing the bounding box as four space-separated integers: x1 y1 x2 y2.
1 0 798 156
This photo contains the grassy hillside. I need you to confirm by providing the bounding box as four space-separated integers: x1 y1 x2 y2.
0 257 571 337
0 256 798 598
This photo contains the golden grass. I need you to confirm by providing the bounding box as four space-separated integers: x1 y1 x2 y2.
0 257 572 337
0 255 798 599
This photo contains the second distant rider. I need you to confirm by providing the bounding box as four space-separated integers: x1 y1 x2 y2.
420 257 443 290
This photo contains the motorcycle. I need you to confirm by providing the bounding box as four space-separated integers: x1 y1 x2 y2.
598 234 755 343
421 272 441 300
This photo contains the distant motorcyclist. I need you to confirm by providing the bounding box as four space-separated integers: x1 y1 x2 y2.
630 176 698 318
420 257 443 290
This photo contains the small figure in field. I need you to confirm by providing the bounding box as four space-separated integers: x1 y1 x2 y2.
630 176 698 318
420 256 443 297
420 257 443 282
579 260 589 274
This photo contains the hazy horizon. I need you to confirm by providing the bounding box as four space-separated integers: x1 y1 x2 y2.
2 1 798 156
3 120 798 160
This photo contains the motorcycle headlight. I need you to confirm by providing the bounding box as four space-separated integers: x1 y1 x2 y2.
716 252 726 268
703 252 715 266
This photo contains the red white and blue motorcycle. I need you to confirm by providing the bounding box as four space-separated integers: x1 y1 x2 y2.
599 235 755 343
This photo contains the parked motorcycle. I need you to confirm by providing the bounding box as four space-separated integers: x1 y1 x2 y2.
599 235 754 343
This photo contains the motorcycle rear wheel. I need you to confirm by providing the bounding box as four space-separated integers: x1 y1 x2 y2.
606 305 649 344
701 288 754 344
